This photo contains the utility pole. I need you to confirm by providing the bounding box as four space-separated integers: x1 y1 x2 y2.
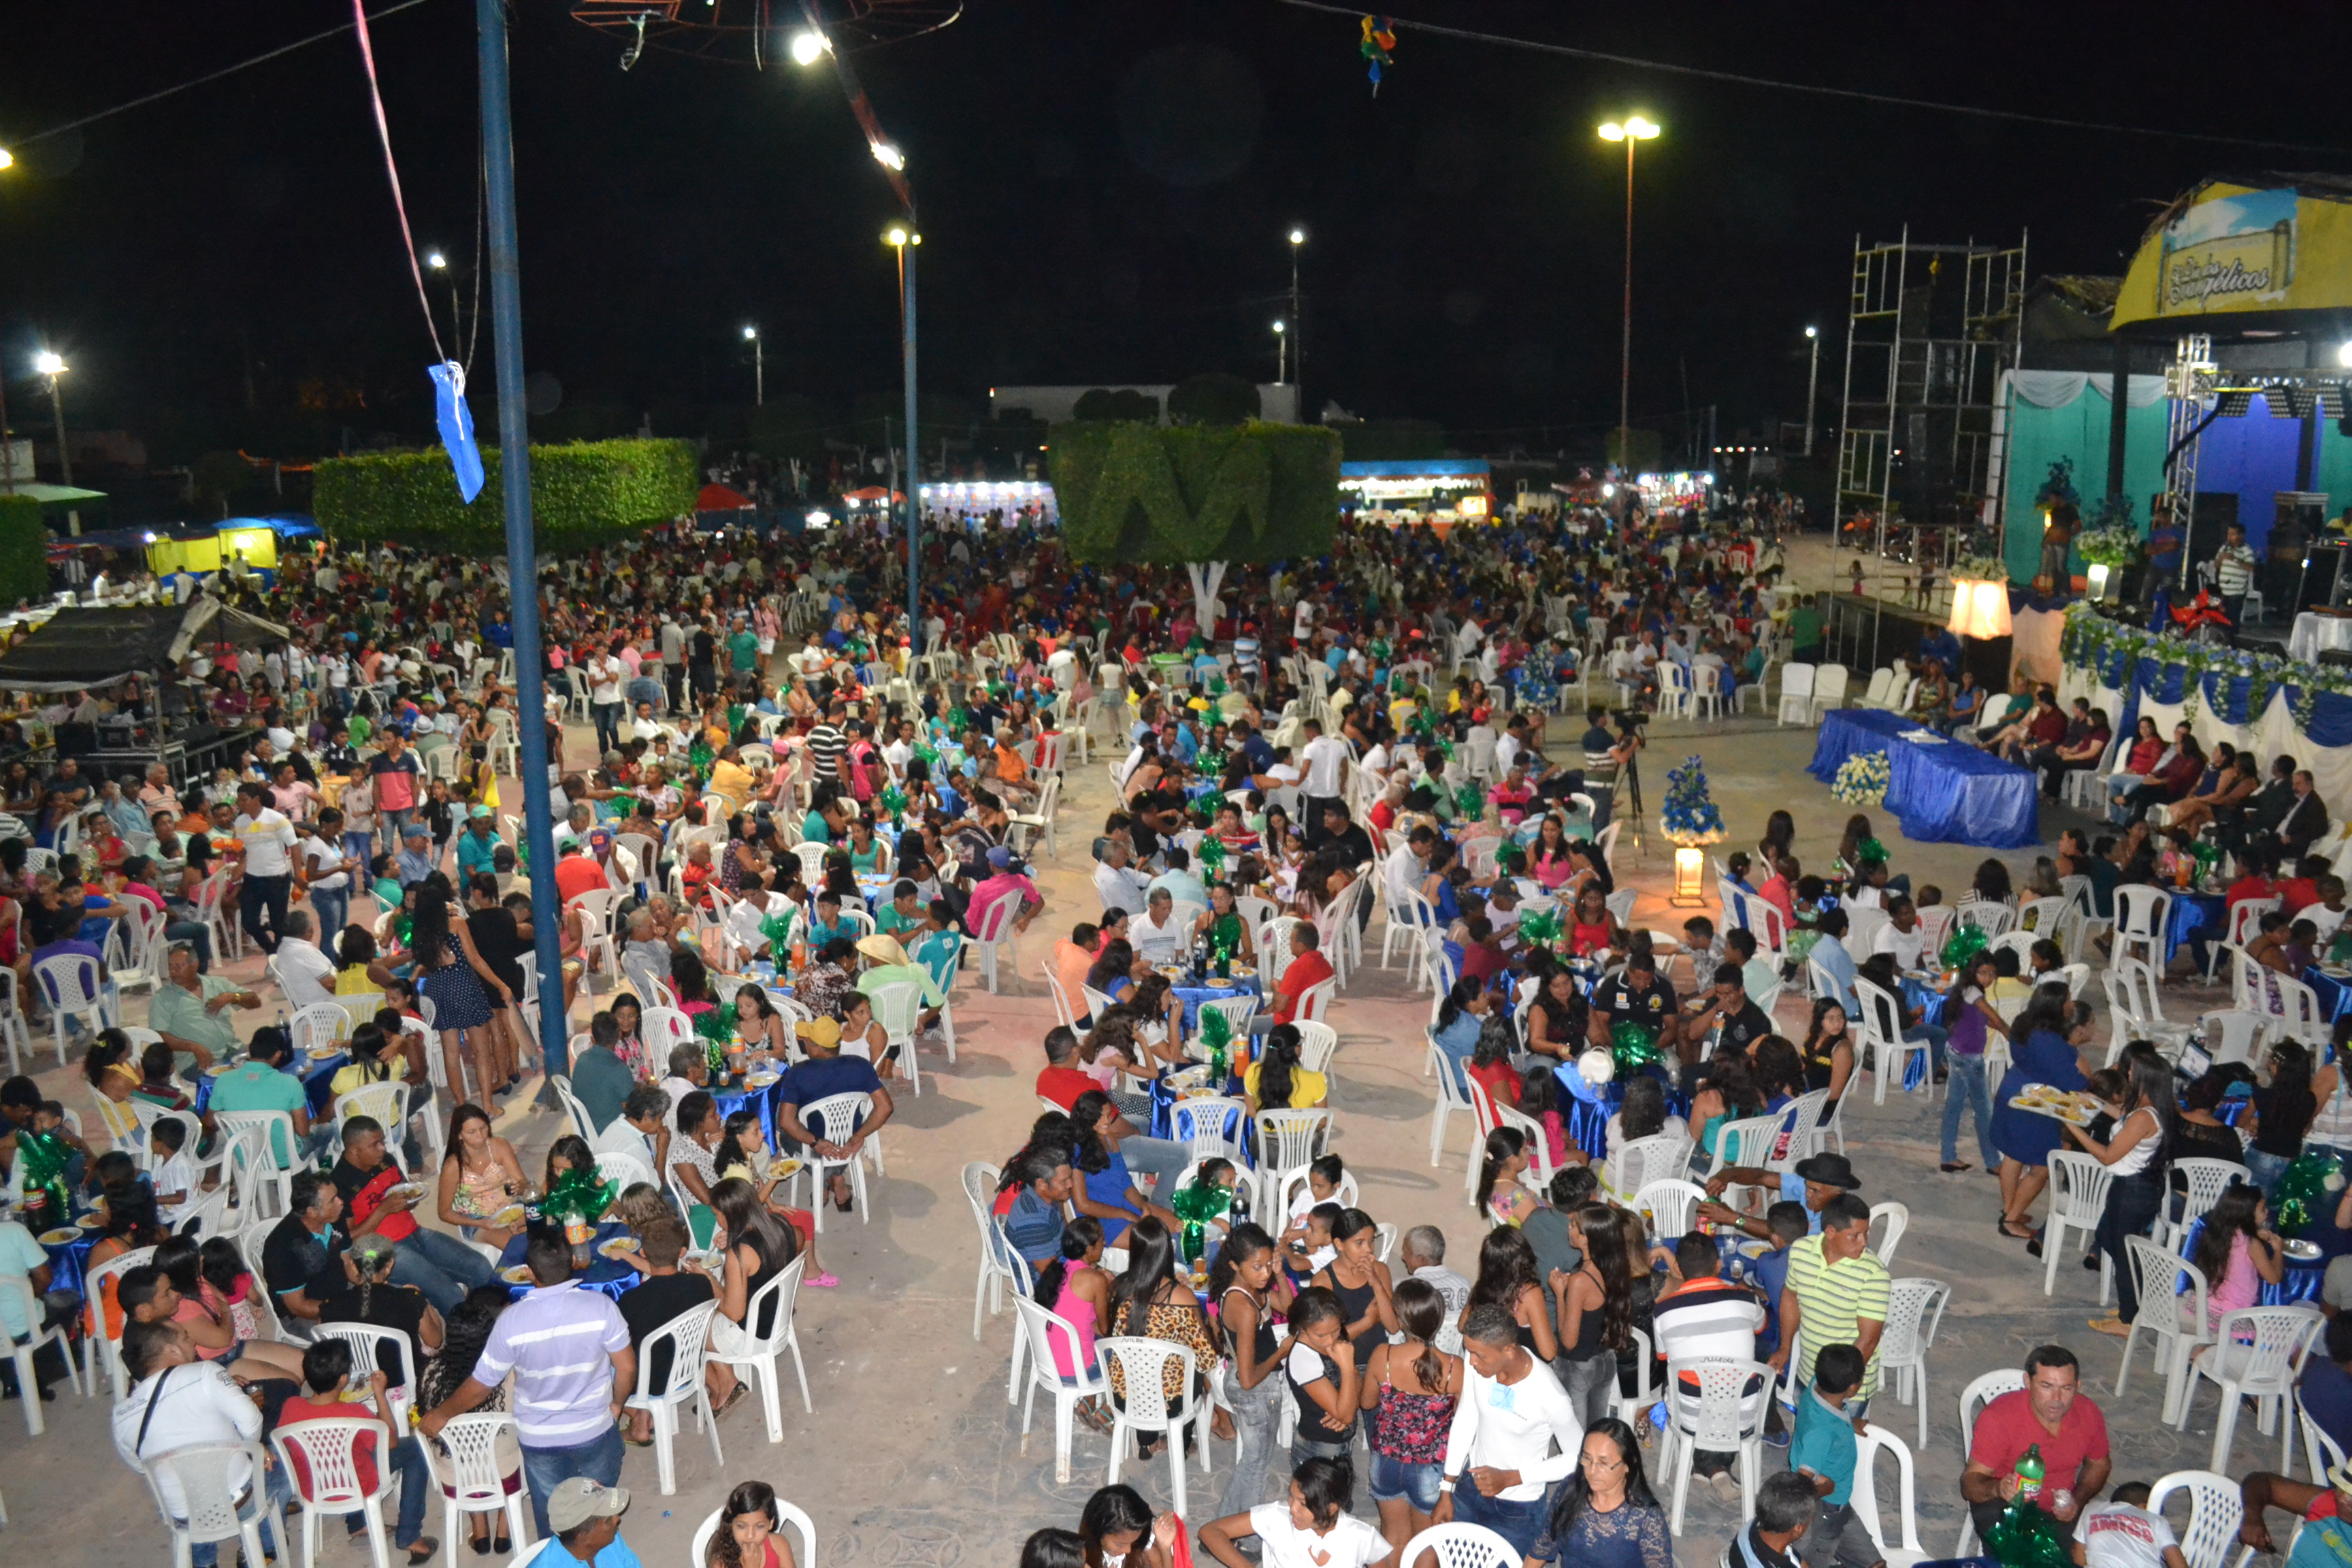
1804 326 1821 457
1288 229 1305 404
477 0 566 1075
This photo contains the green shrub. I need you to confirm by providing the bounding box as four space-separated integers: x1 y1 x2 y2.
1073 388 1162 423
1051 421 1339 564
1166 373 1261 427
0 495 47 606
314 438 696 550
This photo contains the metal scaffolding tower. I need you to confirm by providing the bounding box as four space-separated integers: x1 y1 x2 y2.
1833 227 2027 589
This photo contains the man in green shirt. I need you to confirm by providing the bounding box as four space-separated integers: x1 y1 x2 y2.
1788 600 1825 664
727 618 762 678
208 1026 326 1166
873 881 926 939
853 933 946 1034
149 943 261 1068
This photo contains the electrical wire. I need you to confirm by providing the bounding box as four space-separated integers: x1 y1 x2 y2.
6 0 440 148
1269 0 2352 156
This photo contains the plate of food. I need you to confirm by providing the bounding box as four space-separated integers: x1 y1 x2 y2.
203 1062 235 1077
2007 1085 2097 1124
500 1264 533 1284
1735 1239 1771 1259
1228 965 1258 979
2287 1238 2324 1262
381 1183 426 1205
745 1071 780 1088
764 1156 802 1180
76 1215 105 1231
597 1237 644 1263
38 1228 77 1245
491 1205 527 1230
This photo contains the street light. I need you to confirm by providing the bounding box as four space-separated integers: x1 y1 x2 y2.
1273 320 1288 385
0 148 13 493
789 29 829 65
1286 227 1306 397
424 250 461 349
33 351 69 487
742 325 763 406
0 148 13 170
1803 325 1821 457
1597 114 1660 473
870 142 905 172
885 225 920 640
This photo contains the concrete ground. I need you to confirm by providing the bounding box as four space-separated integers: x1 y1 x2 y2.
5 616 2274 1568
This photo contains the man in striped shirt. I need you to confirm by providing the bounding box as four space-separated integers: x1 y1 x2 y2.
1773 1192 1890 1409
804 710 848 787
420 1235 636 1537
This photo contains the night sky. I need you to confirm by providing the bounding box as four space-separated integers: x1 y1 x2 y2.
2 1 2345 463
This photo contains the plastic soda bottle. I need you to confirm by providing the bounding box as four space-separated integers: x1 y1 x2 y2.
2013 1441 2046 1502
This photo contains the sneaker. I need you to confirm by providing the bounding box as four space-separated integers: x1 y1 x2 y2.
1762 1424 1791 1449
1708 1471 1742 1504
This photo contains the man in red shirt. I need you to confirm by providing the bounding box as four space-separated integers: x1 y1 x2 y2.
1959 1345 2110 1540
1034 1025 1098 1110
1268 924 1335 1025
553 840 608 906
280 1335 438 1561
1031 1025 1190 1199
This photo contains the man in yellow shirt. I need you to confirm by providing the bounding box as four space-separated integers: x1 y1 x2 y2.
705 746 755 818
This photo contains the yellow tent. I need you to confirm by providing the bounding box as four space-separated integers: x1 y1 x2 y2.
2112 176 2352 331
146 524 280 576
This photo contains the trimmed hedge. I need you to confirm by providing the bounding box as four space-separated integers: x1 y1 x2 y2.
1051 421 1339 565
0 495 49 607
314 438 697 550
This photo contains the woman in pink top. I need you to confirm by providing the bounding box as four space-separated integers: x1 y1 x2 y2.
1528 815 1576 891
1038 1216 1113 1431
2187 1183 2285 1335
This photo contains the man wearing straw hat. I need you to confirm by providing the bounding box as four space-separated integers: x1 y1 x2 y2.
853 932 945 1037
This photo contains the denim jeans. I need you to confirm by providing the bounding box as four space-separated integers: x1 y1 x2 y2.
310 887 350 948
393 1226 498 1314
1554 1352 1616 1428
520 1422 624 1539
1450 1479 1550 1558
345 832 378 876
1940 1053 1997 1167
1290 1432 1353 1475
342 1434 433 1548
2247 1148 2291 1198
1216 1374 1285 1520
1117 1135 1190 1202
2100 1171 2167 1322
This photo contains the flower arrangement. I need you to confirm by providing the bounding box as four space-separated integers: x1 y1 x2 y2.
1951 554 2010 583
1830 751 1891 807
2059 600 2352 732
2075 494 2140 568
1659 755 1725 846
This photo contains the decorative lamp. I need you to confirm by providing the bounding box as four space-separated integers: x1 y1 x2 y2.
1671 845 1706 908
1658 754 1725 909
1947 579 2012 640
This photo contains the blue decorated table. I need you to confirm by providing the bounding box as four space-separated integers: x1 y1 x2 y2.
1169 975 1264 1032
498 1220 643 1303
1807 708 2040 849
2307 965 2352 1024
193 1053 349 1120
37 1223 99 1299
2166 893 2227 967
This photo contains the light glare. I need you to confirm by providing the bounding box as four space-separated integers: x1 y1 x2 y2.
870 142 905 172
789 30 829 65
33 351 65 376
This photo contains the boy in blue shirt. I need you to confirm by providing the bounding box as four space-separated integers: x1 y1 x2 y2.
1791 1343 1880 1568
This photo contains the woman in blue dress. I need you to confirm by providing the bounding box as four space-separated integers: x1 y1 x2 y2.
1526 1417 1673 1568
1989 983 2093 1241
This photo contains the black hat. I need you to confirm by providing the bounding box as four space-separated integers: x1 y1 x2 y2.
1790 1152 1861 1190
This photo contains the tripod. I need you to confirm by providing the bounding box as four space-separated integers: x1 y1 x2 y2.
1618 747 1646 855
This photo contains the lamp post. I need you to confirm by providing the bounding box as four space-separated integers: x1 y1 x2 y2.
1273 320 1287 385
1286 228 1306 398
886 227 919 644
742 325 764 406
1596 115 1660 471
425 250 461 350
33 351 69 487
1803 325 1820 457
0 147 13 495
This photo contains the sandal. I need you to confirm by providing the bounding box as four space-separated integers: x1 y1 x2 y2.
407 1538 441 1565
716 1382 751 1417
1940 1162 1972 1173
804 1271 840 1288
2087 1315 2130 1338
1999 1220 2035 1241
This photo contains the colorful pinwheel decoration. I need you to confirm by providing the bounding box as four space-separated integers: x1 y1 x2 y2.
1359 14 1396 94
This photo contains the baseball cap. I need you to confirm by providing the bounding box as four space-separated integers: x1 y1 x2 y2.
470 804 493 819
545 1478 630 1534
795 1016 842 1049
402 821 429 839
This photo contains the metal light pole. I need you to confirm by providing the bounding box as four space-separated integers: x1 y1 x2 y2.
33 352 69 486
887 229 918 644
742 325 764 406
1273 320 1288 385
476 0 567 1076
426 252 461 350
1597 116 1660 469
1286 229 1305 401
0 148 14 495
1803 325 1821 457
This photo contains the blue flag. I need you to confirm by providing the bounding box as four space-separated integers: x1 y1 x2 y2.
429 361 485 503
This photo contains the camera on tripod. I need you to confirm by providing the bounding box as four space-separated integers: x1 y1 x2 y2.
1610 708 1648 736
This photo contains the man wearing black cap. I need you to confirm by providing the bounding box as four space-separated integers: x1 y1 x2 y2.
1698 1151 1862 1241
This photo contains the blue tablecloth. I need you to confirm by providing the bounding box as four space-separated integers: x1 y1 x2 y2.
192 1054 348 1120
2166 894 2227 966
498 1220 642 1303
1807 708 2041 849
39 1227 98 1299
711 1077 785 1149
2308 966 2352 1024
1171 976 1264 1032
1149 1075 1250 1160
2179 1216 2325 1305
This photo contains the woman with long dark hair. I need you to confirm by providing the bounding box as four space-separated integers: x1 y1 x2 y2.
1362 1276 1463 1558
1033 1215 1113 1431
1103 1218 1218 1457
1528 964 1588 1060
1465 1223 1558 1361
1069 1090 1179 1242
1431 975 1493 1092
1078 1483 1176 1568
706 1175 797 1411
1477 1127 1539 1228
2244 1040 2319 1196
434 1101 528 1249
1988 985 2091 1241
705 1480 800 1568
1531 1417 1673 1568
1311 1208 1399 1399
2074 1042 2177 1337
1245 1024 1327 1111
416 1286 518 1554
1552 1206 1635 1426
409 872 514 1115
2185 1182 2286 1337
1207 1222 1296 1520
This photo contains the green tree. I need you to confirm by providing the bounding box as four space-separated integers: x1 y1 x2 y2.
314 438 696 550
0 495 48 607
1073 388 1162 423
1166 372 1260 427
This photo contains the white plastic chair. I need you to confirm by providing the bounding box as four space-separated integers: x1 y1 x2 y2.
1874 1276 1949 1449
1658 1356 1774 1533
1856 977 1931 1105
1424 1032 1475 1168
706 1254 814 1442
973 896 1019 994
2118 1237 2212 1426
688 1498 819 1568
82 1243 157 1397
2043 1151 2116 1300
274 1417 397 1568
416 1412 533 1561
1097 1337 1212 1516
1254 1107 1333 1215
0 1273 84 1434
1869 1200 1910 1267
2114 884 2174 971
1607 1134 1695 1205
1011 1294 1108 1484
1398 1524 1519 1568
2174 1305 2323 1472
2147 1470 2247 1568
1810 663 1850 719
1172 1096 1248 1164
800 1090 881 1232
2157 1158 2253 1254
868 977 929 1097
312 1322 425 1431
1850 1426 1932 1568
139 1441 276 1568
33 951 115 1062
1635 1178 1705 1240
625 1298 725 1494
1776 662 1816 725
1954 1369 2028 1557
962 1160 1021 1340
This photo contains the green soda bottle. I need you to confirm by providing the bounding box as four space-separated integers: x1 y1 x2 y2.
2013 1442 2046 1502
